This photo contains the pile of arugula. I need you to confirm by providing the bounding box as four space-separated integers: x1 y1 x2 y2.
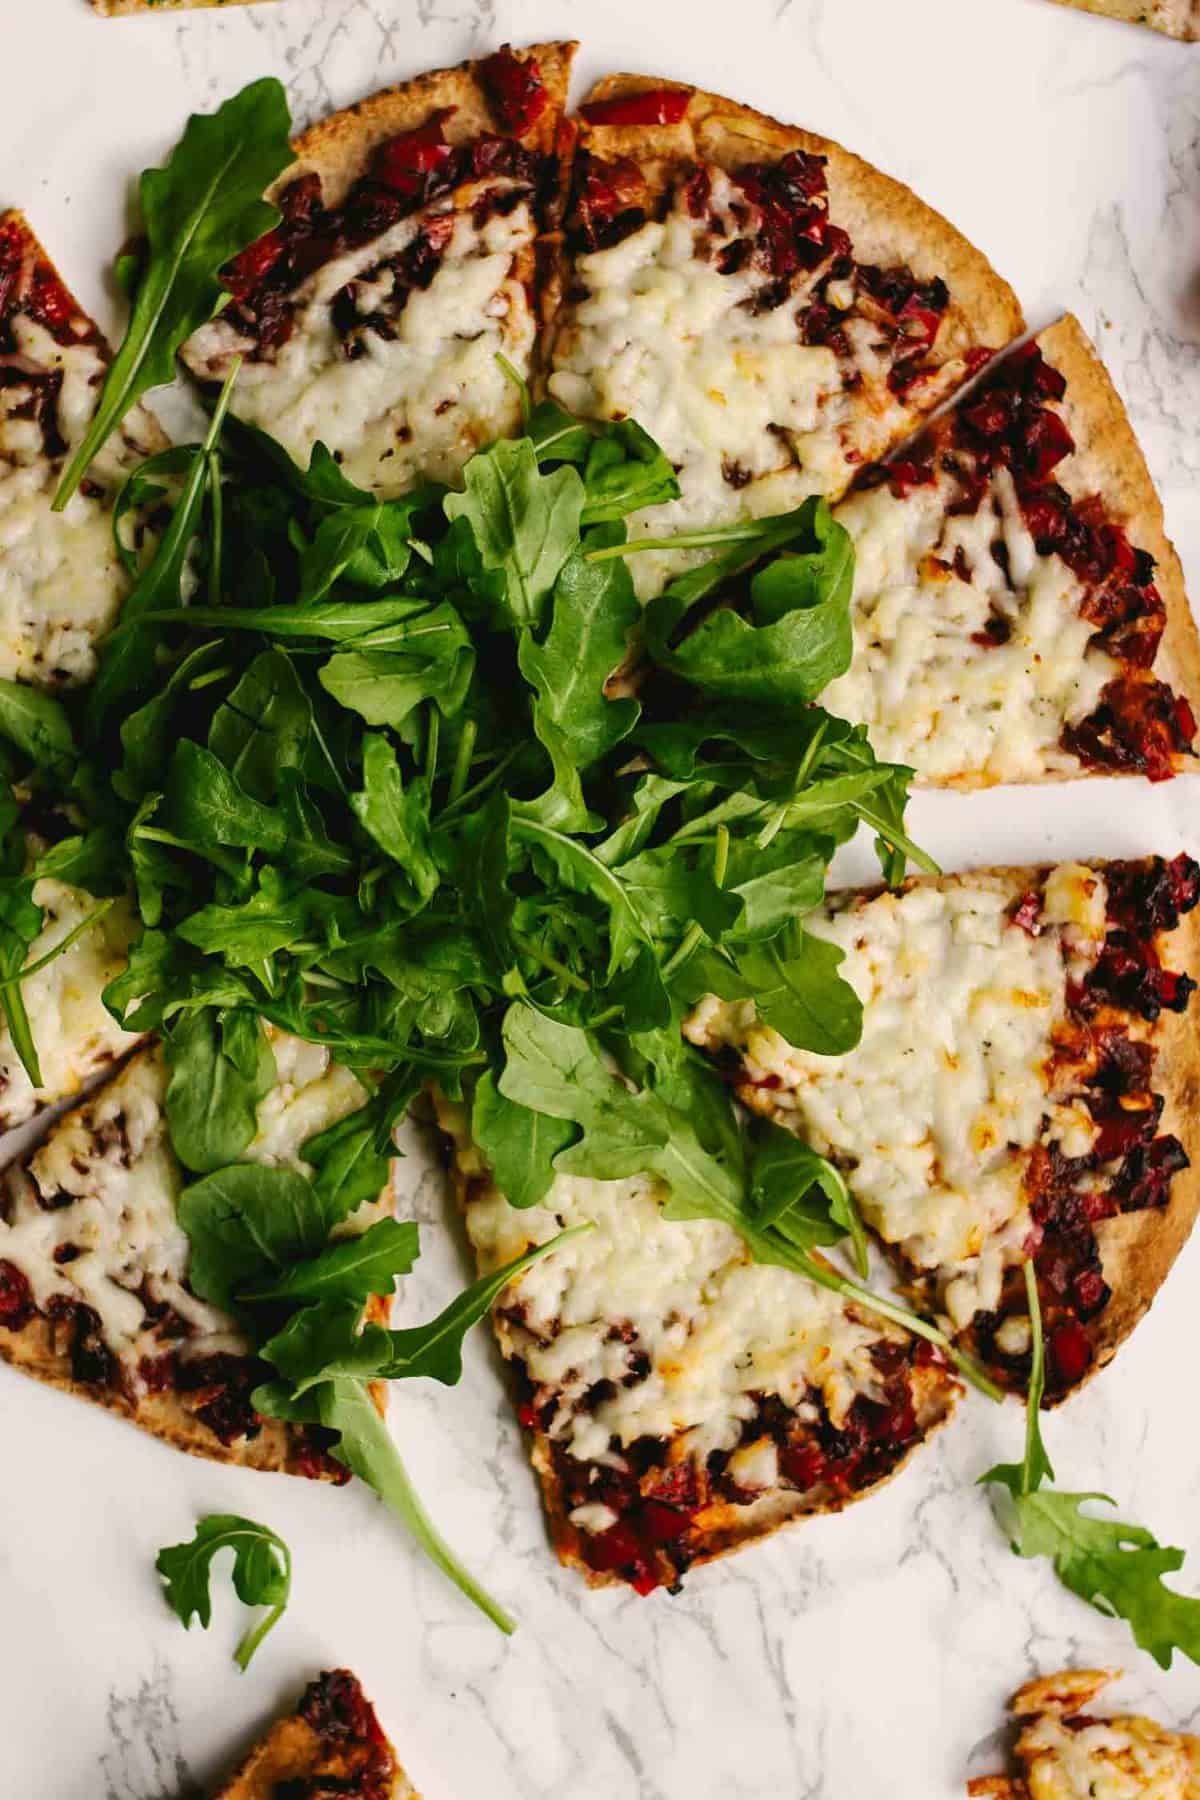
7 75 1196 1662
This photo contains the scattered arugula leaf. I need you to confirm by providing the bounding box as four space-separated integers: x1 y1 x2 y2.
155 1513 291 1671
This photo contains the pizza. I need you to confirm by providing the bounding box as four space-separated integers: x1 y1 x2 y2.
546 74 1022 597
0 1033 391 1475
1046 0 1198 37
437 1093 960 1595
181 43 575 495
0 211 166 689
685 856 1200 1405
824 318 1200 786
969 1668 1200 1798
215 1668 413 1800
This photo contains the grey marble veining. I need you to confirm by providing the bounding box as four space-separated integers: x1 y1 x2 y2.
4 2 1200 1796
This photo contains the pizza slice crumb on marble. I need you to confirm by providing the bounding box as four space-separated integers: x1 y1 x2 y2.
215 1668 415 1800
0 1034 391 1475
686 856 1200 1406
969 1668 1200 1797
436 1092 960 1595
1045 0 1197 39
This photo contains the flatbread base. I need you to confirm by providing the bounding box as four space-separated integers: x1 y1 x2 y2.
215 1669 415 1800
1046 0 1197 37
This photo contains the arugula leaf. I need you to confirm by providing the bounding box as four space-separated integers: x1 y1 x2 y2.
165 740 286 853
54 79 293 507
178 1164 328 1313
471 1070 576 1210
316 1378 515 1634
0 682 75 773
518 541 641 773
750 1118 868 1276
164 1007 275 1173
644 502 854 703
302 1104 397 1225
155 1513 291 1671
241 1216 420 1304
350 734 438 901
721 928 862 1055
444 438 583 631
207 650 312 803
529 402 679 524
0 882 46 1087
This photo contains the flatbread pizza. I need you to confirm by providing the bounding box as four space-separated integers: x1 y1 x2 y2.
825 317 1200 786
546 73 1022 597
0 1034 392 1475
969 1668 1200 1797
181 43 576 495
686 856 1200 1406
215 1668 414 1800
436 1093 960 1595
90 0 278 14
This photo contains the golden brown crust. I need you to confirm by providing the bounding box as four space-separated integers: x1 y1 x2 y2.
287 43 577 209
441 1140 958 1588
1038 315 1200 769
89 0 276 13
0 1291 389 1475
214 1670 414 1799
1045 0 1197 38
572 71 1022 355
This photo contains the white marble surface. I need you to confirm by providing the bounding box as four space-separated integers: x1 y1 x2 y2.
3 2 1200 1795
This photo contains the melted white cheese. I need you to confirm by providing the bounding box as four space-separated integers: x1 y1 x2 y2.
824 465 1117 784
0 316 160 687
684 865 1109 1327
0 878 142 1131
549 168 956 599
0 1031 373 1383
184 193 536 495
448 1103 898 1470
1016 1707 1200 1800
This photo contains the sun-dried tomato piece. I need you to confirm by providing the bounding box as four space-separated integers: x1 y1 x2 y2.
1011 891 1042 935
221 228 286 303
581 87 692 128
1047 1318 1092 1387
0 1258 33 1329
573 152 650 250
373 111 456 199
480 46 549 136
1021 407 1075 480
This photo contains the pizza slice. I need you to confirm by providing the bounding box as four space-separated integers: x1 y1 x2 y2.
685 856 1200 1405
181 43 576 495
824 318 1200 786
969 1668 1200 1798
1045 0 1198 38
436 1094 960 1594
546 74 1022 597
215 1668 414 1800
0 211 167 688
0 1032 389 1475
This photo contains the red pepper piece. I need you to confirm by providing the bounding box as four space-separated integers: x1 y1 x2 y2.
1022 407 1075 481
1011 891 1042 936
374 112 456 198
221 227 286 302
480 47 549 137
0 1258 33 1327
1047 1318 1092 1387
638 1500 692 1546
581 87 692 128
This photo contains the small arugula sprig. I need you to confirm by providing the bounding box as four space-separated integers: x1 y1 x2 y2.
981 1263 1200 1668
156 1514 291 1671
